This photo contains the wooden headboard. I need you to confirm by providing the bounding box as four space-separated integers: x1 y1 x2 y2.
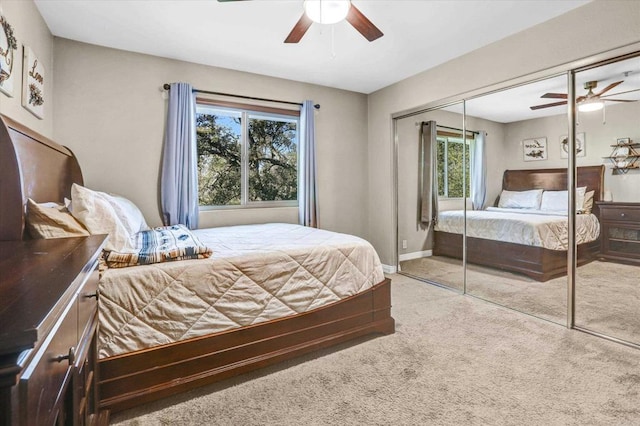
502 165 605 215
0 114 83 241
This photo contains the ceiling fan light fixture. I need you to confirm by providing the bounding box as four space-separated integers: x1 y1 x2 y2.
303 0 351 25
578 98 604 112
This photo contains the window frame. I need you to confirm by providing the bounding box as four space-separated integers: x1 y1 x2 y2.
196 98 300 210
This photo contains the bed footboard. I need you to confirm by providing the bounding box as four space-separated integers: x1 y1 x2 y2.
99 278 393 413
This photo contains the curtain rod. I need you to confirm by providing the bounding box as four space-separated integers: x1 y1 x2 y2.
434 123 479 136
163 84 320 110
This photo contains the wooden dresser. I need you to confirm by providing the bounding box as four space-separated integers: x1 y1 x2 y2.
596 201 640 266
0 235 107 425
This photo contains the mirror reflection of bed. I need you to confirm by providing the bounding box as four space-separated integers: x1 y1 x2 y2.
397 54 640 342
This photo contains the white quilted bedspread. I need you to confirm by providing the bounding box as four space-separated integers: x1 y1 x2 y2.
435 208 600 250
98 223 384 358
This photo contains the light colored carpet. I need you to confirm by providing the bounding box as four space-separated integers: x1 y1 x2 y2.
400 257 640 343
111 274 640 426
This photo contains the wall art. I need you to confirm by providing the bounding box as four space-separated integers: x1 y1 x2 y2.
559 132 586 158
22 46 45 119
0 14 17 97
523 137 547 161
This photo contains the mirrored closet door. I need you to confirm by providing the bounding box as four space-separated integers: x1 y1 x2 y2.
396 105 465 292
395 48 640 347
461 75 570 325
574 54 640 346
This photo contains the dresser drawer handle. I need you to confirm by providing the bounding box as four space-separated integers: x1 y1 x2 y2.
620 213 626 218
54 347 76 365
84 290 100 300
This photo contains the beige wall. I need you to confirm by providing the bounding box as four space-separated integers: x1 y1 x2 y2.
504 101 640 202
0 0 54 137
369 1 640 265
52 39 370 237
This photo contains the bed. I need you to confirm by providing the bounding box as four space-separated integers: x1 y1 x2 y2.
0 114 394 414
433 166 604 281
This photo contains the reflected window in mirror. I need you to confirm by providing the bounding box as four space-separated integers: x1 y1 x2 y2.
437 134 470 198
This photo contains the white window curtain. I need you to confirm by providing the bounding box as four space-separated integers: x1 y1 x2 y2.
470 131 487 210
420 121 439 226
160 82 199 229
298 100 318 228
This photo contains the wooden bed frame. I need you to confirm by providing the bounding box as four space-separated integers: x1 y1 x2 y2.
433 166 604 282
0 114 394 413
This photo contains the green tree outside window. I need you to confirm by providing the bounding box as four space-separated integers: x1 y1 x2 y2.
196 106 298 207
437 136 470 198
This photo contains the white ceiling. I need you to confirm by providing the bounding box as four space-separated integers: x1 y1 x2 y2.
34 0 591 94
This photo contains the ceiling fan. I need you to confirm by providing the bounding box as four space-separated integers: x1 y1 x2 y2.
217 0 383 43
530 80 639 111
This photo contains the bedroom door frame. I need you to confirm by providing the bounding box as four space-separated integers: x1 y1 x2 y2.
392 42 640 346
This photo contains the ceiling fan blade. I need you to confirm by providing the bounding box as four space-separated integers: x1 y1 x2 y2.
284 13 313 43
595 80 623 96
603 99 636 102
601 88 640 98
541 93 568 99
346 4 383 42
530 100 568 110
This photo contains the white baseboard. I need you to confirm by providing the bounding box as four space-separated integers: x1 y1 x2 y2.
398 250 433 262
381 264 397 274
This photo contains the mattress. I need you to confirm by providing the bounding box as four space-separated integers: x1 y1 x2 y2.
435 207 600 250
98 223 385 358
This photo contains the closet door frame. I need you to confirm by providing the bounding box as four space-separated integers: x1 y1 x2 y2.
392 43 640 339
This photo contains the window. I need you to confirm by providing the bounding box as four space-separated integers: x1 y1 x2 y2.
196 102 299 208
436 134 470 198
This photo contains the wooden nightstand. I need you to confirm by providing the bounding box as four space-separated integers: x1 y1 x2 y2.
596 201 640 265
0 235 108 425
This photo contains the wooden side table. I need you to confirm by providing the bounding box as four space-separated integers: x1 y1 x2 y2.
596 201 640 265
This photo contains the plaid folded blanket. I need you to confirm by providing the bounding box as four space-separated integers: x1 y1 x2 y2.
104 225 213 268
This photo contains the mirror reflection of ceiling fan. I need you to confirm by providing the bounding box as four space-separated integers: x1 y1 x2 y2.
530 80 640 111
217 0 383 43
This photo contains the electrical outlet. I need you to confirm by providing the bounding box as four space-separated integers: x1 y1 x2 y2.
402 240 407 249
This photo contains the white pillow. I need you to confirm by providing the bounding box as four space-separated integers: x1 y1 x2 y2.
70 184 135 252
103 194 150 235
540 187 587 211
498 189 543 209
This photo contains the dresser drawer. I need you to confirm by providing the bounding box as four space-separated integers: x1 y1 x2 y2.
77 264 100 341
19 301 78 425
600 206 640 223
